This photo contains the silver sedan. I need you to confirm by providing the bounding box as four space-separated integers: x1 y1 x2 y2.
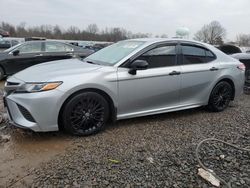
4 39 245 136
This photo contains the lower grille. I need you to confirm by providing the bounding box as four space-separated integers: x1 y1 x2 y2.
6 82 20 86
17 104 36 122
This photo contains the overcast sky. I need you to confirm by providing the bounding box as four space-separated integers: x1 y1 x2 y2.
1 0 250 40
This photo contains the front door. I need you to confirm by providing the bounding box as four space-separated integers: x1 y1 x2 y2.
5 42 43 74
117 44 181 119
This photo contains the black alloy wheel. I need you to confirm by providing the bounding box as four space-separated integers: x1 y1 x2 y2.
62 92 109 136
208 81 233 112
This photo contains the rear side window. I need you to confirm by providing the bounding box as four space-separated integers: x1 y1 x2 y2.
181 45 215 64
136 45 177 68
45 42 72 52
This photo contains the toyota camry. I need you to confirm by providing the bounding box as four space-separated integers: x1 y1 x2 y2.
4 39 245 136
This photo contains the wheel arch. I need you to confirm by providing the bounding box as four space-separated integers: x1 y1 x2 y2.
58 88 117 131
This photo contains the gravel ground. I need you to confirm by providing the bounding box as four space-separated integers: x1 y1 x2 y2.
0 86 249 187
24 93 250 188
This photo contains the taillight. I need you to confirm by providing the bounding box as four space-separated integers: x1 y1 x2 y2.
237 63 246 71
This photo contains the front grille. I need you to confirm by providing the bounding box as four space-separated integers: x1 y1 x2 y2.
17 104 36 122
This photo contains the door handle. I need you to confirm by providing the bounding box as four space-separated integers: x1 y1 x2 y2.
210 67 219 71
66 52 73 56
169 71 181 76
34 54 43 57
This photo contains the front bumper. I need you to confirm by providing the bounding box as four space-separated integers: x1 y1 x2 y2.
4 89 64 132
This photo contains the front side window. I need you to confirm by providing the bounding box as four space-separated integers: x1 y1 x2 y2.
136 45 176 68
18 42 42 53
181 45 215 64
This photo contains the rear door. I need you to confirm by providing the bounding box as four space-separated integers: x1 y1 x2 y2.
179 44 218 105
42 41 73 62
4 42 43 74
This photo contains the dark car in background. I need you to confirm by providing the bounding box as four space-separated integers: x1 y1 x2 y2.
0 29 9 37
0 40 94 80
0 39 19 49
231 53 250 93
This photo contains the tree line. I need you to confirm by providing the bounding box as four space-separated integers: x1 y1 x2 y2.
1 21 250 46
0 22 155 42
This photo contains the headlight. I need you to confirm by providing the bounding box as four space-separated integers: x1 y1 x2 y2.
16 82 63 93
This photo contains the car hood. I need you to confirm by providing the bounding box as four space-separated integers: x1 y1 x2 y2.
0 51 8 59
11 58 102 82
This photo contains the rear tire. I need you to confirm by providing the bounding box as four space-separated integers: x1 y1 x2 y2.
207 81 233 112
0 67 5 80
61 92 109 136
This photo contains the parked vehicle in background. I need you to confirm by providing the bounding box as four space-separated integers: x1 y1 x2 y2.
231 53 250 93
84 43 112 52
0 39 19 49
217 44 242 55
0 40 94 79
25 37 46 41
4 39 245 136
0 29 10 37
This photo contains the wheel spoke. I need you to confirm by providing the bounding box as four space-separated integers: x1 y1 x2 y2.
69 95 106 134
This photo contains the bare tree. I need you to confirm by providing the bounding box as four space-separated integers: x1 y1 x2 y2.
86 24 99 34
194 21 226 45
236 34 250 46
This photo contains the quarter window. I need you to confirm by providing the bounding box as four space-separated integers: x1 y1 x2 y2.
45 42 73 52
136 45 176 68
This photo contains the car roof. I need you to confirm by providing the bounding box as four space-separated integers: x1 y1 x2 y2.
127 37 204 43
124 38 213 48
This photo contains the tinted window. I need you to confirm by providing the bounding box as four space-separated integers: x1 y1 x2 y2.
205 49 216 62
45 42 72 52
18 43 42 53
182 45 206 64
137 45 176 68
182 45 216 64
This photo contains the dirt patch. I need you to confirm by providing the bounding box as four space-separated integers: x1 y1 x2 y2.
0 81 73 187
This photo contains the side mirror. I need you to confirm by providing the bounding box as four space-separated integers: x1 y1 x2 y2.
12 50 20 56
128 60 149 75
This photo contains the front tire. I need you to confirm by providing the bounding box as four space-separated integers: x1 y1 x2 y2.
208 81 233 112
61 92 109 136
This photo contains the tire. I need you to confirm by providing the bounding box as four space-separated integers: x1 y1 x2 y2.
61 92 109 136
207 81 233 112
0 67 5 80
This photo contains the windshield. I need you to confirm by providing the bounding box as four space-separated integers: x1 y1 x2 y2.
84 40 145 65
4 43 22 52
